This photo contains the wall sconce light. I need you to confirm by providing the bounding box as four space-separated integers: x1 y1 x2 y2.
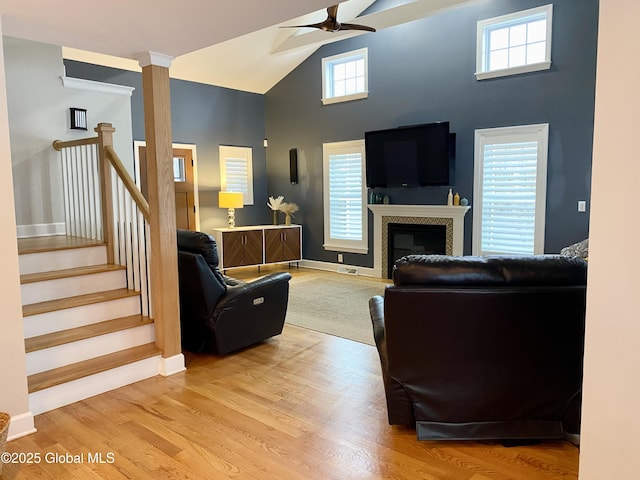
263 138 269 148
218 191 244 228
69 108 88 130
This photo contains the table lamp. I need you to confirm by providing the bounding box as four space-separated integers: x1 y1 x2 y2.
218 191 243 228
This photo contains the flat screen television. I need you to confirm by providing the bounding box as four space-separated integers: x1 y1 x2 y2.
365 122 455 188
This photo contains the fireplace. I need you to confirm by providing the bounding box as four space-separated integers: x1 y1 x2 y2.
387 223 446 278
368 204 471 278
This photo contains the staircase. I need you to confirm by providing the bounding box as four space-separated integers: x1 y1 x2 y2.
19 235 162 415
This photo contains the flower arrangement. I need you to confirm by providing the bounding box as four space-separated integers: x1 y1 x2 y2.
279 202 299 225
267 195 284 211
279 202 299 216
267 196 299 225
267 196 284 224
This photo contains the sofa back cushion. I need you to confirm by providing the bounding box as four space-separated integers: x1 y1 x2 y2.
393 254 587 287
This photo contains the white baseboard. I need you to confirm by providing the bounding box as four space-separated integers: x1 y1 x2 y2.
299 259 377 278
7 411 37 441
17 223 66 238
160 354 186 376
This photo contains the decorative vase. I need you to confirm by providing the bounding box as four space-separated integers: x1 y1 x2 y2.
285 214 291 226
273 210 279 225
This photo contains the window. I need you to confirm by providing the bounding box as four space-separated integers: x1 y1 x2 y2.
322 48 369 105
476 4 553 80
219 145 254 205
323 140 368 254
473 124 549 255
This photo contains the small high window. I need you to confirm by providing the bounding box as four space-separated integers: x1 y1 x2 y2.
476 4 553 80
322 48 369 105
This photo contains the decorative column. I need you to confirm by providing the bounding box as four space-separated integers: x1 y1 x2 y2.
137 52 184 375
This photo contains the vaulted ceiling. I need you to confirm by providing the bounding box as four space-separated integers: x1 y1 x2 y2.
0 0 478 94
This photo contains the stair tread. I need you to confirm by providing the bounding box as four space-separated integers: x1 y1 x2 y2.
18 235 106 255
23 288 140 317
25 314 153 353
20 263 125 284
28 343 161 393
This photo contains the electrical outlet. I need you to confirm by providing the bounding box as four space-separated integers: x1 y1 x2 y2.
578 200 587 212
337 253 344 263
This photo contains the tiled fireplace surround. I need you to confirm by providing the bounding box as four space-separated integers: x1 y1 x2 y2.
368 204 471 278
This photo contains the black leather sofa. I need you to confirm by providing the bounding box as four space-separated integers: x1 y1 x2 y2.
369 254 587 443
176 229 291 354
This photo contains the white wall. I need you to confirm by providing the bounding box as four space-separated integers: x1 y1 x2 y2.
3 36 134 233
0 32 35 440
579 0 640 477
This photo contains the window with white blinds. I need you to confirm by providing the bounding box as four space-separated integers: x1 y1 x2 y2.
323 140 368 254
219 145 254 205
473 124 548 255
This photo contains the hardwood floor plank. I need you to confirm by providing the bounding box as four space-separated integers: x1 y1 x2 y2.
5 267 579 480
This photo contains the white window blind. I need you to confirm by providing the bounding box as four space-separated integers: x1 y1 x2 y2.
219 145 254 204
329 153 362 240
323 140 368 254
473 124 548 255
224 157 248 192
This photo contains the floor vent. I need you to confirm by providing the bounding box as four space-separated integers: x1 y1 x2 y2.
337 266 359 275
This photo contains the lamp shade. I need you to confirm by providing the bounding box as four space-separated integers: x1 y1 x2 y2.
218 191 244 209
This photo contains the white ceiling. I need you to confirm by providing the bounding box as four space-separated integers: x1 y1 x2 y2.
1 0 478 94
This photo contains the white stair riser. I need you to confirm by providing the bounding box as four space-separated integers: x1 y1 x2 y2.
19 246 107 275
26 324 156 375
21 270 127 305
29 355 161 415
24 296 141 338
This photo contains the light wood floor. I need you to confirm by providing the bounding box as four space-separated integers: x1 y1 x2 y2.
4 265 579 480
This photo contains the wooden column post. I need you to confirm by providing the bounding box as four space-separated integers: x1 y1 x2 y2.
95 123 115 264
138 53 183 370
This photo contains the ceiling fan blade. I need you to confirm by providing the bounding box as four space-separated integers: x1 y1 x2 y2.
280 22 327 29
280 3 374 33
339 22 376 32
326 5 339 22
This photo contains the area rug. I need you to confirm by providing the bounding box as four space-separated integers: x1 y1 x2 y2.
285 273 389 346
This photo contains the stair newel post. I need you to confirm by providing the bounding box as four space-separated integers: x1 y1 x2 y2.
95 123 116 265
139 52 185 375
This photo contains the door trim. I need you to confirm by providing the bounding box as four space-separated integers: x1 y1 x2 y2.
134 140 200 231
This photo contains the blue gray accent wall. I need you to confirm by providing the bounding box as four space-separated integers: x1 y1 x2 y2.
63 60 268 230
264 0 598 266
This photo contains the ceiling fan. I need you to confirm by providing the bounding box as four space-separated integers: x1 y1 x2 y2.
281 4 376 33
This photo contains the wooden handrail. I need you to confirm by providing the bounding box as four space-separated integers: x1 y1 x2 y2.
52 136 99 151
105 145 150 221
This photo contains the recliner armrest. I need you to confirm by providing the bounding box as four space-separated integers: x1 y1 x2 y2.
369 295 385 350
213 272 292 320
209 271 292 354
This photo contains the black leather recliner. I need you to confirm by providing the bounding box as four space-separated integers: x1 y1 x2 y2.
176 229 291 354
369 254 587 443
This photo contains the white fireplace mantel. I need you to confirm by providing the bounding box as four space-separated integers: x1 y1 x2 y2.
368 204 471 278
